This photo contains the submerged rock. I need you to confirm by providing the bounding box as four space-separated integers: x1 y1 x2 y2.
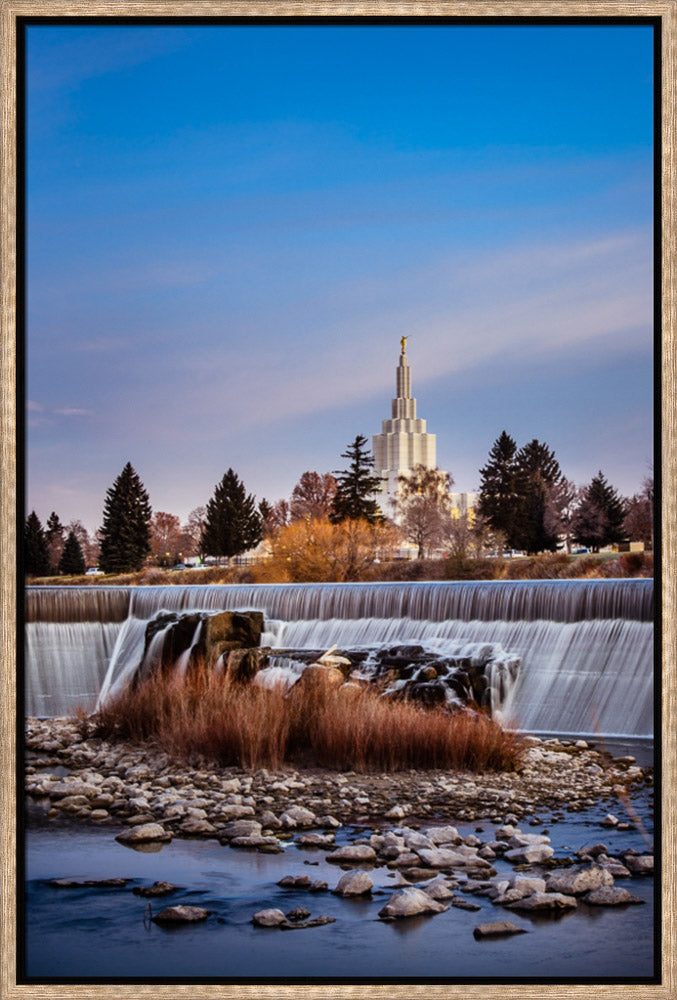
473 921 527 939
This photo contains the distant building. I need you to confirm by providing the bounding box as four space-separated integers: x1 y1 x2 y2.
372 339 478 529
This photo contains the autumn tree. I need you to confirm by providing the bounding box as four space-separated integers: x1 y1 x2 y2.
290 472 337 521
201 469 262 564
269 516 391 582
395 465 453 559
330 435 382 524
58 530 86 576
24 511 50 576
98 463 152 573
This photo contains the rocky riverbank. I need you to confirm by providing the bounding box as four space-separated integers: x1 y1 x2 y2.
26 717 653 837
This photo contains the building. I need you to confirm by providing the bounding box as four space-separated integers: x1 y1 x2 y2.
372 338 477 525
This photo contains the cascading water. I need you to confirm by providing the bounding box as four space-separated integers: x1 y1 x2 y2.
24 579 654 737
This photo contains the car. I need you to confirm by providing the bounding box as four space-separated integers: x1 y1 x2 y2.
85 567 104 575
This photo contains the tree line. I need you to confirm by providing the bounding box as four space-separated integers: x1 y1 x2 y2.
23 431 653 577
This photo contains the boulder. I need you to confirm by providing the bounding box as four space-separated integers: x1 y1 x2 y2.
378 887 449 919
423 825 461 845
115 823 172 845
507 892 577 912
584 887 645 906
221 819 262 840
473 921 527 939
623 854 654 875
151 905 209 924
278 875 312 889
545 865 614 895
326 845 377 864
333 870 374 897
133 881 177 897
252 908 287 927
280 806 316 829
503 845 554 864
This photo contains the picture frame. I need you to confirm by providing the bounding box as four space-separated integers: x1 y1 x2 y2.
1 2 674 997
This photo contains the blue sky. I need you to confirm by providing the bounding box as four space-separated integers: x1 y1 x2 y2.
25 22 655 532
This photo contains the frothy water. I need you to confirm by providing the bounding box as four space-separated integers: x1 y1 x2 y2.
25 579 654 737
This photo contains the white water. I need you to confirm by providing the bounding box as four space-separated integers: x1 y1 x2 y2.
24 580 654 736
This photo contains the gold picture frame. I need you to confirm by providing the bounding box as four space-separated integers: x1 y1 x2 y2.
1 3 674 997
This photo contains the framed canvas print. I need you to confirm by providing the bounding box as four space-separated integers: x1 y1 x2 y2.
1 2 675 998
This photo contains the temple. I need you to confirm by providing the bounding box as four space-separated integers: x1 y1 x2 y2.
372 339 444 515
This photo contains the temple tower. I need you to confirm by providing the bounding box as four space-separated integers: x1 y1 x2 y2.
373 338 440 514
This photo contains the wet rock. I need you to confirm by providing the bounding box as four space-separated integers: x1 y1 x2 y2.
545 865 614 895
623 854 654 875
507 891 577 912
326 845 377 864
278 875 313 889
152 905 209 924
333 870 373 897
584 886 645 906
600 814 620 827
229 836 282 851
115 823 172 845
280 805 316 829
492 876 547 905
451 898 482 911
422 824 461 845
503 845 554 864
507 833 551 849
280 915 336 930
420 875 456 901
309 880 329 893
286 906 311 921
48 877 130 889
473 921 527 939
133 881 177 897
252 908 287 927
220 819 262 840
378 887 449 919
295 832 335 848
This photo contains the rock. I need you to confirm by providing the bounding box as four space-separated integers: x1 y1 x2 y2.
507 892 577 912
115 823 171 845
252 908 287 927
623 854 654 875
333 870 373 897
385 805 407 820
507 833 550 849
378 887 449 919
326 845 377 864
473 921 527 939
416 848 488 870
492 876 546 905
48 878 130 889
503 845 554 864
601 814 620 827
299 664 345 691
152 905 209 924
286 907 311 921
180 819 218 836
545 865 614 895
423 824 460 845
280 915 336 930
220 819 262 840
280 805 316 829
133 881 177 897
420 875 456 901
260 810 282 829
451 898 482 911
229 836 282 851
278 875 312 889
584 887 645 906
309 880 329 892
295 833 335 847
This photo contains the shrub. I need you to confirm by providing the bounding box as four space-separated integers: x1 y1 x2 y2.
92 668 524 774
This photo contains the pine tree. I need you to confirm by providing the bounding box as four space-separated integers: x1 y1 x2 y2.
201 468 262 563
572 471 627 551
45 511 65 574
476 431 518 553
330 435 382 524
58 530 86 576
24 511 51 576
511 439 563 554
98 462 152 573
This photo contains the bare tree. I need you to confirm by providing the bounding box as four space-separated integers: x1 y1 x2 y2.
395 465 453 559
150 511 183 566
544 477 577 553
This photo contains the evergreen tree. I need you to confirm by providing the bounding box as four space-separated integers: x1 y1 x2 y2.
24 511 51 576
511 439 563 554
476 431 518 553
572 471 627 551
45 511 65 574
330 435 382 524
58 530 86 576
201 468 262 563
98 462 152 573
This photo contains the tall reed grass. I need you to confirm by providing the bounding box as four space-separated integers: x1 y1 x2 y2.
92 669 524 774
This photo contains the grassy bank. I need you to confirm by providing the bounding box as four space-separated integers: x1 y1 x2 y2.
28 550 653 587
91 671 524 774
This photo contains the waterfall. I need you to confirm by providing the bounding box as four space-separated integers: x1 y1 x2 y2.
24 579 654 737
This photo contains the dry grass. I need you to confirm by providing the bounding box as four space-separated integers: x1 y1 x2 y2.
92 668 525 774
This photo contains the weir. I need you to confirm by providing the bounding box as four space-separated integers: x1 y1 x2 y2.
24 579 654 737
